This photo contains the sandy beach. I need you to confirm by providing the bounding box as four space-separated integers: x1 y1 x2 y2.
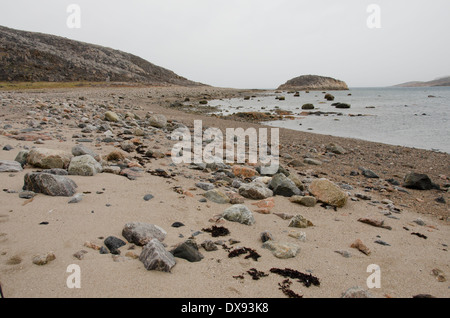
0 85 448 299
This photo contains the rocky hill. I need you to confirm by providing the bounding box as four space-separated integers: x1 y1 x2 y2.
0 25 203 86
394 76 450 87
278 75 348 91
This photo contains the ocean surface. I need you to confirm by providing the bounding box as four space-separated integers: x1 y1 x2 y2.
208 87 450 154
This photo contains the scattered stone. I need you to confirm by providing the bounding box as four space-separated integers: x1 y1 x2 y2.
71 144 100 162
68 155 102 176
2 144 13 151
201 240 218 251
139 238 176 272
195 182 215 191
23 172 78 197
68 193 83 204
99 246 109 254
334 103 351 109
273 212 294 220
413 218 426 226
302 103 314 110
0 160 23 172
262 241 300 259
73 250 88 260
288 214 314 228
431 268 446 282
350 239 371 255
403 172 434 190
260 231 274 243
169 239 204 262
361 168 379 179
374 239 390 246
27 148 72 169
309 178 347 208
251 198 275 210
84 241 101 251
334 250 351 258
203 189 230 204
143 194 154 201
269 173 300 197
32 252 56 265
239 182 273 200
303 158 322 166
149 114 167 128
341 287 373 298
358 218 392 230
14 150 29 166
225 191 245 204
232 166 259 178
288 231 306 242
19 191 36 199
355 193 372 201
222 204 255 225
289 195 316 207
122 222 167 246
104 111 119 122
104 236 126 255
435 196 446 204
171 222 184 228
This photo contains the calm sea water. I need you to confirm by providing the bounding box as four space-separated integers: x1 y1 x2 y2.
208 87 450 154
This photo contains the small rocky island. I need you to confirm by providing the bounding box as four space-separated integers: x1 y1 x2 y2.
278 75 349 91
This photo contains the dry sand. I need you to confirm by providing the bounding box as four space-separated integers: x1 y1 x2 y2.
0 85 448 298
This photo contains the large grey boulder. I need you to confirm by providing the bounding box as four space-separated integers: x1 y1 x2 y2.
139 239 176 272
23 172 77 197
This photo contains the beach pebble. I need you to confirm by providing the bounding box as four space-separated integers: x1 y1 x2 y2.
309 178 348 208
139 239 176 272
288 214 314 228
122 222 167 246
239 182 273 200
222 205 255 225
203 189 230 204
262 240 300 259
170 239 204 262
104 236 126 255
32 252 56 265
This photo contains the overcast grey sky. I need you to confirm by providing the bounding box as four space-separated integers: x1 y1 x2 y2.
1 0 449 88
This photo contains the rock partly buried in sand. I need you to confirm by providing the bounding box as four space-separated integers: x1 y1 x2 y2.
68 155 103 176
278 75 349 91
288 214 314 228
403 172 435 190
169 239 204 262
122 222 167 246
203 189 231 204
222 204 255 225
23 172 77 197
148 114 167 128
32 252 56 265
341 287 374 298
289 195 317 207
262 240 300 259
326 143 346 154
309 178 348 208
27 148 72 169
139 238 176 272
351 239 371 255
239 182 273 200
104 236 126 255
14 150 29 166
0 160 23 172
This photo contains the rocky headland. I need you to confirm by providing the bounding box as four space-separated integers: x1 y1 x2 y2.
278 75 349 91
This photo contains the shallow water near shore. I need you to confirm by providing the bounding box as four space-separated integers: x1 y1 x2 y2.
209 87 450 153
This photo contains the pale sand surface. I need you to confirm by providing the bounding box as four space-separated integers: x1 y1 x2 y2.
0 86 448 298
